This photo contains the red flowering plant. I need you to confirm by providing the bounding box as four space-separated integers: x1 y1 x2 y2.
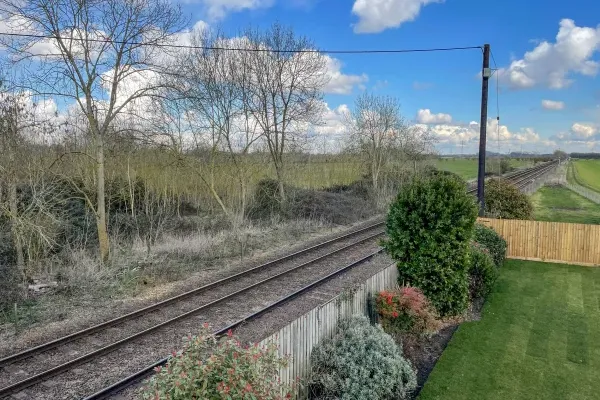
375 286 441 336
142 324 296 400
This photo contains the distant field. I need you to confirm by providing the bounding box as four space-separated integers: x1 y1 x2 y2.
571 160 600 193
531 185 600 225
434 158 533 180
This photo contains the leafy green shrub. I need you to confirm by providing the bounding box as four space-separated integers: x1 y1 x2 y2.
143 325 295 400
484 178 534 220
473 223 507 267
309 315 416 400
375 286 441 335
384 174 478 316
468 242 498 300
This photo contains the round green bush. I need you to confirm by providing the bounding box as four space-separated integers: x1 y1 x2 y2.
309 315 416 400
484 178 533 220
384 174 478 316
468 242 498 300
473 223 507 267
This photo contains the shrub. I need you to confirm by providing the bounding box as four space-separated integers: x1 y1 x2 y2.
309 315 416 400
143 324 295 400
384 174 478 316
468 242 498 300
484 178 534 220
473 223 507 267
375 286 441 335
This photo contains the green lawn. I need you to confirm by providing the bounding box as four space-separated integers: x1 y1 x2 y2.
531 185 600 225
419 259 600 400
572 160 600 193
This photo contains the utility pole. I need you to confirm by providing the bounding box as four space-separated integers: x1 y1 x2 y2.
477 43 491 216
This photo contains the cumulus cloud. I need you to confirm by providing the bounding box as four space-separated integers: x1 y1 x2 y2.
571 122 598 139
416 109 452 124
197 0 275 21
417 119 556 153
541 100 565 110
499 19 600 89
323 56 368 95
351 0 440 34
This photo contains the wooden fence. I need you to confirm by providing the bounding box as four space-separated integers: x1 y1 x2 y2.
258 263 398 399
478 218 600 266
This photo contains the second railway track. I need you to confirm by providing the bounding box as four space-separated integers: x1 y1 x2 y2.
0 222 385 399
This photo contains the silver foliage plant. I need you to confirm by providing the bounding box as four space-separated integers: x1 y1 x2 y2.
309 315 417 400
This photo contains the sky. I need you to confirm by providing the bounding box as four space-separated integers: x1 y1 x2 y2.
170 0 600 154
2 0 600 154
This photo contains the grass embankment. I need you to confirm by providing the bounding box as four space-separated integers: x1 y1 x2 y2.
570 160 600 193
531 185 600 225
420 259 600 400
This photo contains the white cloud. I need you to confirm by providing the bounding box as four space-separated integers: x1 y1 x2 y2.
323 56 368 94
541 100 565 110
416 109 452 124
351 0 440 34
418 119 556 153
571 122 598 139
197 0 274 21
499 19 600 89
314 102 349 136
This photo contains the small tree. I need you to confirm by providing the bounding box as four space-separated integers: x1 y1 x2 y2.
384 173 478 316
484 179 533 220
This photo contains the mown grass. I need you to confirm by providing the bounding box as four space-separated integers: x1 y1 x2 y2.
531 185 600 225
419 259 600 400
571 160 600 193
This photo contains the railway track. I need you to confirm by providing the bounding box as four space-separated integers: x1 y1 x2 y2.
0 160 559 399
467 159 559 194
0 222 386 399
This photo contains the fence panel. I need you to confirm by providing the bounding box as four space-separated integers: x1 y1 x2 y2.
478 218 600 266
258 263 398 399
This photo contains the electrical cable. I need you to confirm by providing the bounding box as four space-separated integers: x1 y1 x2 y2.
0 31 482 54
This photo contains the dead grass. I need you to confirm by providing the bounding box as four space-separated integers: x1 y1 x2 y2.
0 216 380 353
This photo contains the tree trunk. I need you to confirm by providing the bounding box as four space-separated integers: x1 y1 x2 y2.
8 180 25 275
96 137 110 263
274 163 286 203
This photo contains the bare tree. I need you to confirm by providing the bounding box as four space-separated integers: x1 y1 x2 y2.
242 23 328 202
345 93 409 192
0 0 185 262
401 125 437 172
168 29 263 222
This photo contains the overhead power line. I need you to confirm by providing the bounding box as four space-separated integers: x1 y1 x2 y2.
0 31 482 54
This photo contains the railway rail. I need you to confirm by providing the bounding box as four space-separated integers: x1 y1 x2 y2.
0 222 386 399
0 160 559 399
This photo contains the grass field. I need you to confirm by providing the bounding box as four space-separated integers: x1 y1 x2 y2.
434 158 533 180
419 259 600 400
531 185 600 225
571 160 600 193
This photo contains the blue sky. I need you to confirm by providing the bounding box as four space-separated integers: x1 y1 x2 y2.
179 0 600 154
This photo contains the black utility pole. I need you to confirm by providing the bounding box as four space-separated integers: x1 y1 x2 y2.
477 43 491 216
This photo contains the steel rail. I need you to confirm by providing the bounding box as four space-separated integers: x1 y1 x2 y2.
0 221 384 368
0 231 385 398
82 248 385 400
